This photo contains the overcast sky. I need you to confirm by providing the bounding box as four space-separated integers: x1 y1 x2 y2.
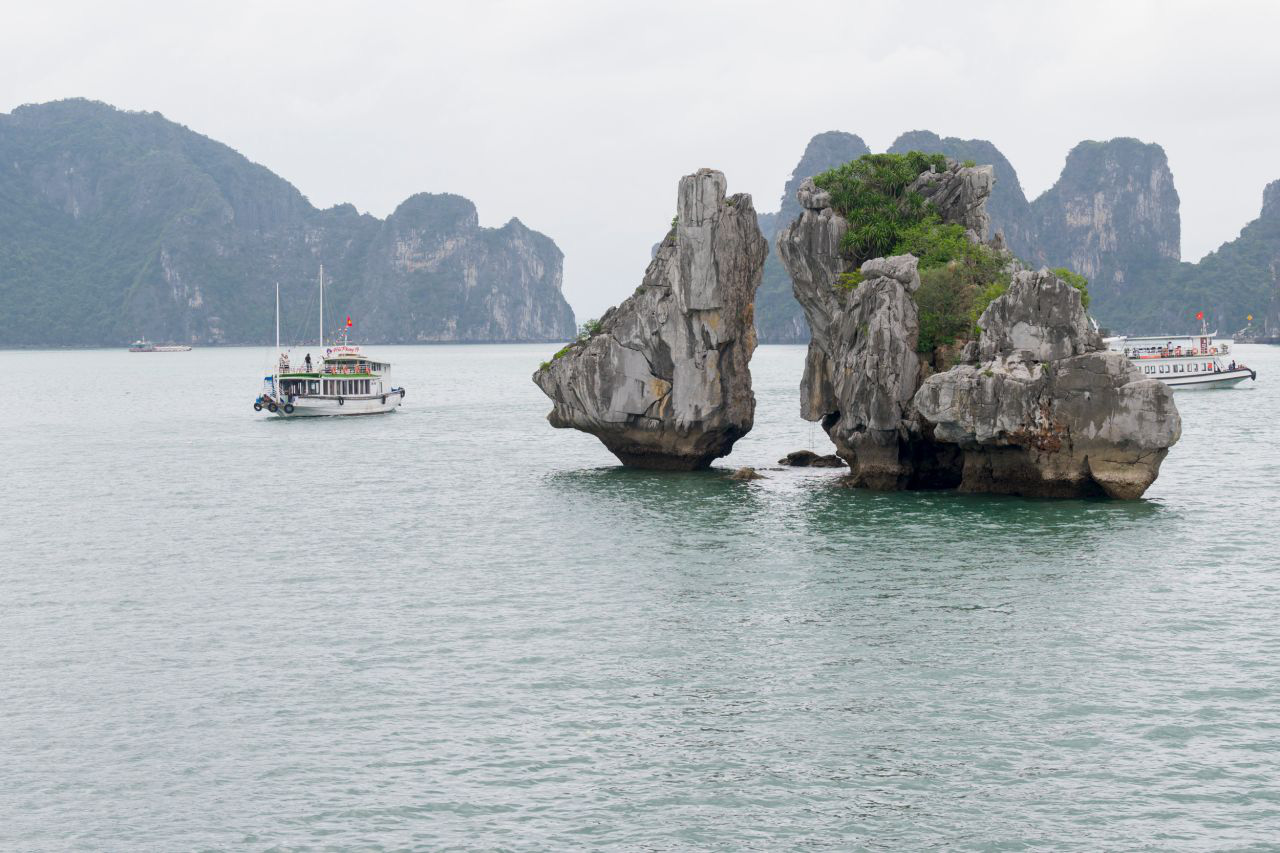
2 0 1276 320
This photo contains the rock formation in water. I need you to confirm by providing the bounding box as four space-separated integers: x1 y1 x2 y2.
779 160 994 489
778 450 844 468
915 269 1181 498
777 158 1181 498
532 169 768 470
0 98 575 346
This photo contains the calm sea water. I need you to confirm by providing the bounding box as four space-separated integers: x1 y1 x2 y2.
3 343 1278 850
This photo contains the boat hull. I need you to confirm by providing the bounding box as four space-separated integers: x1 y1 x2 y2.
267 390 405 417
1162 368 1255 390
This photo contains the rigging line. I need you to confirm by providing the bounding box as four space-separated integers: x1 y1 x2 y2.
286 281 319 348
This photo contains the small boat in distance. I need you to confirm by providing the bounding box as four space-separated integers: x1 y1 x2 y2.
129 340 192 352
1106 319 1257 390
253 268 406 417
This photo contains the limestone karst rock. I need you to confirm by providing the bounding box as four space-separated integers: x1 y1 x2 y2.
532 169 768 470
778 159 993 489
777 157 1181 498
915 269 1181 498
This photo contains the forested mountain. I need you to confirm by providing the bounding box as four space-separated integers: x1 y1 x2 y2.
0 99 575 346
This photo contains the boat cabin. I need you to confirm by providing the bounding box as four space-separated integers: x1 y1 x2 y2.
263 345 394 401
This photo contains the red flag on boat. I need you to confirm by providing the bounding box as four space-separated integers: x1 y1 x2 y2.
346 315 353 327
1196 310 1204 320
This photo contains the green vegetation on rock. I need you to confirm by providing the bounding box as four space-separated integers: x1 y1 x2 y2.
1051 267 1091 309
815 152 1019 354
813 152 948 266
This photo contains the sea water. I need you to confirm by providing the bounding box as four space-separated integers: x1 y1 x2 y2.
2 344 1278 849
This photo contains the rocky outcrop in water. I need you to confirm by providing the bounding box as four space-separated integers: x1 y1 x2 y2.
777 159 1181 498
778 450 844 468
778 160 993 489
532 169 767 469
915 269 1181 498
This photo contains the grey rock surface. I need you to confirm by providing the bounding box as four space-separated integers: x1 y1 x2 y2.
909 163 994 241
778 450 845 468
778 162 992 489
915 269 1181 498
533 169 768 470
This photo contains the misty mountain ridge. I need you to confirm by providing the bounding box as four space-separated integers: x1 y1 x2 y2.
0 99 575 346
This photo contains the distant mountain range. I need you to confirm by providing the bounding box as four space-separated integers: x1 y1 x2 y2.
0 99 575 346
757 130 1280 341
5 101 1276 347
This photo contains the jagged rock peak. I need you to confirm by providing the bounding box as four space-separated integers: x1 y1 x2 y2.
909 161 994 242
915 269 1181 499
976 268 1100 361
532 169 768 470
1262 179 1280 220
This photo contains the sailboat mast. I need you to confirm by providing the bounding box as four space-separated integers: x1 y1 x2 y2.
318 264 325 350
275 282 281 353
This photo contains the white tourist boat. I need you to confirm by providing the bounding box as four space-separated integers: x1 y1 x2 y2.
129 340 191 352
253 269 405 417
1107 322 1257 390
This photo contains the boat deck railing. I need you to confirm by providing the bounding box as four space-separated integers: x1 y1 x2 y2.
1124 345 1229 359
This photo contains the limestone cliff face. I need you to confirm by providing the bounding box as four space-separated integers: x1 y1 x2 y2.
0 98 574 346
915 269 1181 499
532 169 767 470
777 160 1181 498
1028 139 1180 302
777 158 995 488
756 131 871 344
358 194 572 342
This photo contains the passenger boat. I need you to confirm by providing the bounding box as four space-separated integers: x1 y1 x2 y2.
129 340 192 352
1106 322 1257 390
253 269 406 417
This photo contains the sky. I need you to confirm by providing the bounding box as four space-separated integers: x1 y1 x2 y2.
2 0 1277 320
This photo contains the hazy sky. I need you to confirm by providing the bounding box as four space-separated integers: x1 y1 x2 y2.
2 0 1276 320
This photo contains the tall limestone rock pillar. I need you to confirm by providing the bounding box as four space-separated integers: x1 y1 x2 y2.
532 169 768 470
776 162 994 488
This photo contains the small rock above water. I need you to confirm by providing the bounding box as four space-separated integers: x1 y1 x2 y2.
778 450 846 468
730 466 766 480
532 169 768 470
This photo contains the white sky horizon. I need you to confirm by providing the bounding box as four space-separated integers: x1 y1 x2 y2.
3 0 1276 321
